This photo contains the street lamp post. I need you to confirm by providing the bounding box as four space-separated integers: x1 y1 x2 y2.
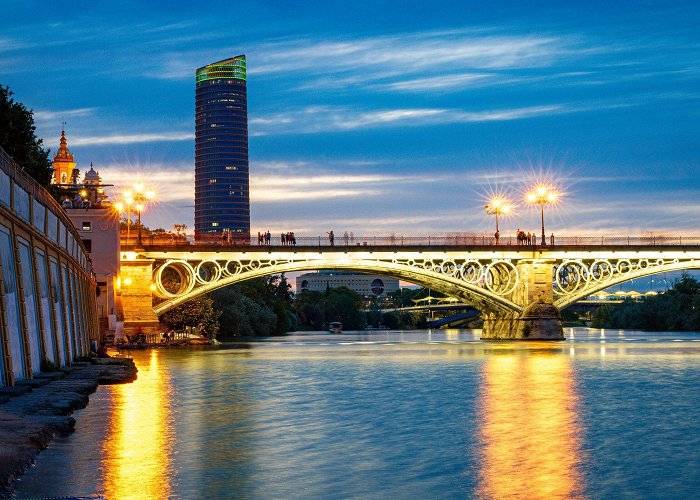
118 182 155 246
526 185 558 246
485 198 511 245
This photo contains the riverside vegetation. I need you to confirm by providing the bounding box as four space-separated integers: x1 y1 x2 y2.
592 274 700 331
159 274 444 337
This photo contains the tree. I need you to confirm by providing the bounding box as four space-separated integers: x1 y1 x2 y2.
0 85 53 186
210 274 296 337
160 295 221 338
293 286 364 330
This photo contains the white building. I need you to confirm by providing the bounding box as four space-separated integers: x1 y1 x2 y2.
296 271 399 296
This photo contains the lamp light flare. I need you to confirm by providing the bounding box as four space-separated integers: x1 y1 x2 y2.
134 182 144 193
136 203 144 212
79 189 87 198
114 202 124 212
525 182 561 246
145 191 155 200
123 190 132 198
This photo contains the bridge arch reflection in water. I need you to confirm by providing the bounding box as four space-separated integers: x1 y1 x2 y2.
476 345 584 499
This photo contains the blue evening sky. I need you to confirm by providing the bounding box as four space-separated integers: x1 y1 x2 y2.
2 0 699 237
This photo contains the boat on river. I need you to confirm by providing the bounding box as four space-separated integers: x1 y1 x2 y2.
329 321 343 334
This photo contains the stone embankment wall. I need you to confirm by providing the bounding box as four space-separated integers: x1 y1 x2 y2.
0 146 98 387
0 357 137 495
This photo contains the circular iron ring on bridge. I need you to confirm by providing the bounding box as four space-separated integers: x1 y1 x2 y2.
195 260 223 285
459 260 484 284
439 261 458 276
484 261 518 296
155 259 196 299
555 260 590 295
224 260 243 276
616 259 633 275
589 260 613 283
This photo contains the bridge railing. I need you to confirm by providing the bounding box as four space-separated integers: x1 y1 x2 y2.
121 233 700 248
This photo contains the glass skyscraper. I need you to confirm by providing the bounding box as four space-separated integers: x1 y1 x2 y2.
194 55 249 240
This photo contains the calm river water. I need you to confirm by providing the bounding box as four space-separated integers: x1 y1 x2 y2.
12 328 700 499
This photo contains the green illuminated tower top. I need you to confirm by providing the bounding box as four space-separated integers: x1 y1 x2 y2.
196 55 246 83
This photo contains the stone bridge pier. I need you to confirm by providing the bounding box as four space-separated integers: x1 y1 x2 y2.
481 259 563 340
119 256 160 335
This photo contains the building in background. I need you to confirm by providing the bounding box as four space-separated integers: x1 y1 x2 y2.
296 271 400 297
52 131 120 339
194 55 250 241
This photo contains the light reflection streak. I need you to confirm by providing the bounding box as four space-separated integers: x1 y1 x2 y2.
476 346 584 499
101 350 174 499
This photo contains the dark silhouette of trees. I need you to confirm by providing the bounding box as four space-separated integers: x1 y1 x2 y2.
294 286 364 330
592 273 700 331
0 85 53 186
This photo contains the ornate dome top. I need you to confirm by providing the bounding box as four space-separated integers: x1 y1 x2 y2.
84 162 100 183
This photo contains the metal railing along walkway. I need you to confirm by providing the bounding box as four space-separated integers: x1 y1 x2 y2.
121 233 700 249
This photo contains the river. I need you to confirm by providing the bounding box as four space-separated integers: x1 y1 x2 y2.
11 328 700 499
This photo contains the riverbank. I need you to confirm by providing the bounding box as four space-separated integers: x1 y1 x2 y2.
0 357 137 495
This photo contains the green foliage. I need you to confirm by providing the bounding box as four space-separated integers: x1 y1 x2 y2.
293 286 364 330
591 274 700 331
382 311 424 329
0 85 53 186
160 294 221 338
212 274 296 337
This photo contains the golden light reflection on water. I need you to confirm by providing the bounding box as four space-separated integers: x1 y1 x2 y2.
102 350 174 499
477 345 584 499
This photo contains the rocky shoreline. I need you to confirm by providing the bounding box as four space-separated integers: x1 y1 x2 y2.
0 358 138 496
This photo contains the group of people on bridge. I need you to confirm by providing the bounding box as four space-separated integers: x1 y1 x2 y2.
516 229 537 245
257 231 297 246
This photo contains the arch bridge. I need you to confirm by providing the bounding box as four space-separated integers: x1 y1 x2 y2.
120 240 700 340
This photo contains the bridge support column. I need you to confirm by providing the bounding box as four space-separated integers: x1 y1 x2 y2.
481 259 563 340
120 257 160 335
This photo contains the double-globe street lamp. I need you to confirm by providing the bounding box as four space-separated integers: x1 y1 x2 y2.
484 198 511 244
115 182 155 246
526 184 558 246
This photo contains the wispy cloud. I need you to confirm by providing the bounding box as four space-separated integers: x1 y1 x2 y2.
33 108 96 122
377 72 496 92
70 132 194 146
251 163 446 202
251 104 566 135
145 28 577 89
